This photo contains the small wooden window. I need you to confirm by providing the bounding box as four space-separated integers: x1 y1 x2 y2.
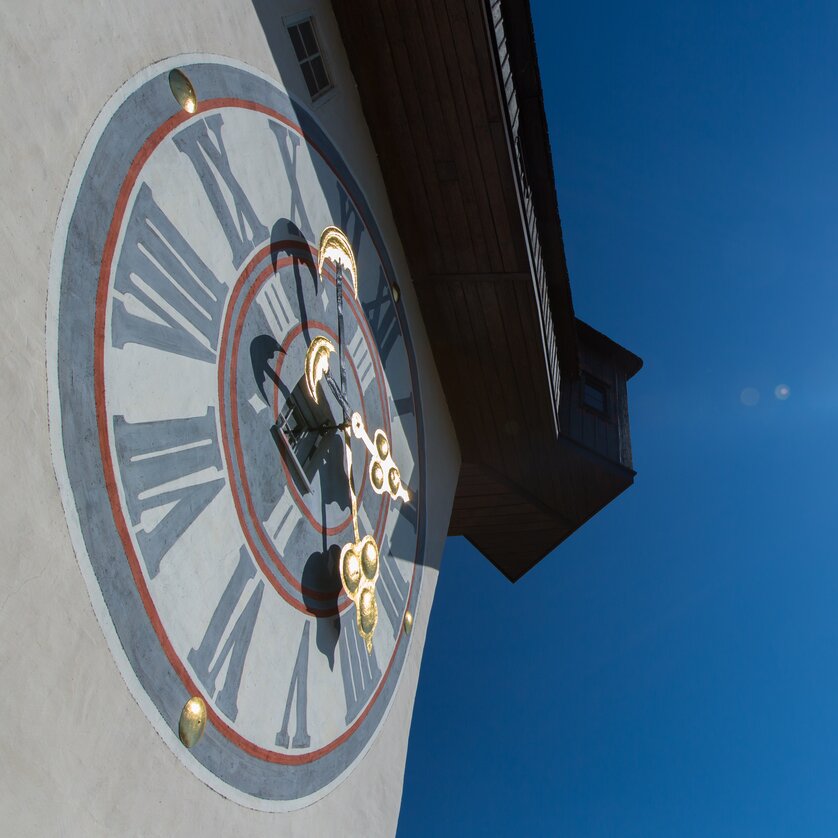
581 375 608 417
287 17 332 100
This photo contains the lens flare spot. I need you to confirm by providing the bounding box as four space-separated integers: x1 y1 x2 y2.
775 384 790 400
740 387 760 407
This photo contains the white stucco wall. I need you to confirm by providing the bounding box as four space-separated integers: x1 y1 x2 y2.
0 1 459 834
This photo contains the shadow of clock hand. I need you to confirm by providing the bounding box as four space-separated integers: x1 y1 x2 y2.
249 334 288 406
298 438 356 671
317 433 354 507
271 218 317 345
301 543 342 670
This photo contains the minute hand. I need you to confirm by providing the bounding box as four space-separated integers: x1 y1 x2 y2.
324 370 353 421
317 227 357 426
350 412 410 503
335 262 349 427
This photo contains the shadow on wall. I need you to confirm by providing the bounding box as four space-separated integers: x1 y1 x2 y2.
251 0 295 81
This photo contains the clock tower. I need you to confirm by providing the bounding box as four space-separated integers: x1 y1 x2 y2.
0 0 640 833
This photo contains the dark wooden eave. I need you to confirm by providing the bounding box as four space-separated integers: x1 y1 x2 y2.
333 0 640 580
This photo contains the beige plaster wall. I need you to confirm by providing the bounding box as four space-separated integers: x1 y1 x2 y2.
0 0 459 834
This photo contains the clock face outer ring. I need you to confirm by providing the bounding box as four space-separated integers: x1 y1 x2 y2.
47 55 427 811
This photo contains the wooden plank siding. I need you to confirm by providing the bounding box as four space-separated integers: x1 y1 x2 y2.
331 0 641 580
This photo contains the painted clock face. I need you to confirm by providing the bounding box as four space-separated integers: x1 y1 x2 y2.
48 56 425 810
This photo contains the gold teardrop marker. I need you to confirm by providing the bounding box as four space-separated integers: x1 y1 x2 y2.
169 69 197 114
178 695 207 748
403 609 413 636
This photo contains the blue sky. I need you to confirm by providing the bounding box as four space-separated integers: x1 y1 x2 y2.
399 1 838 835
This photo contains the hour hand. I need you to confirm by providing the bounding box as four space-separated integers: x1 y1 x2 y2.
303 335 352 420
324 373 353 421
350 412 410 503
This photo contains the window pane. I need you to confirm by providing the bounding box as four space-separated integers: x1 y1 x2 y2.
310 56 330 94
583 381 606 414
288 25 307 61
299 19 318 58
300 60 319 97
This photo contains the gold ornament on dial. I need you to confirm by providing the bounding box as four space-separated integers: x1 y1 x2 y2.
317 226 358 297
303 335 335 403
339 534 380 653
168 68 197 113
388 467 401 495
178 695 207 749
351 412 410 503
371 461 384 491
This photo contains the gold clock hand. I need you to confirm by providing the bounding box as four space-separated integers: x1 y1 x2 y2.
338 424 381 654
309 228 390 654
303 335 354 420
350 412 410 503
317 227 357 426
342 425 360 543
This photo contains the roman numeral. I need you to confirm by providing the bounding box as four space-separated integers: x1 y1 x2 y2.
376 533 410 639
111 183 228 363
348 327 375 393
337 181 365 258
256 274 296 343
173 114 269 269
267 121 314 242
362 266 399 365
339 609 381 725
263 487 300 555
188 546 264 722
112 407 224 578
275 621 311 748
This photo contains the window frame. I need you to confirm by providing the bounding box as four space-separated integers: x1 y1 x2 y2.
580 373 609 419
285 13 334 102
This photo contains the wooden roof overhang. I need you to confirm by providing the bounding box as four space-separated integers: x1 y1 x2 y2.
333 0 639 580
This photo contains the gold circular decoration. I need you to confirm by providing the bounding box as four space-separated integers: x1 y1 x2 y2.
178 695 207 748
361 539 378 580
168 69 197 114
388 467 401 494
342 549 361 594
371 461 384 490
375 431 389 460
358 587 377 635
